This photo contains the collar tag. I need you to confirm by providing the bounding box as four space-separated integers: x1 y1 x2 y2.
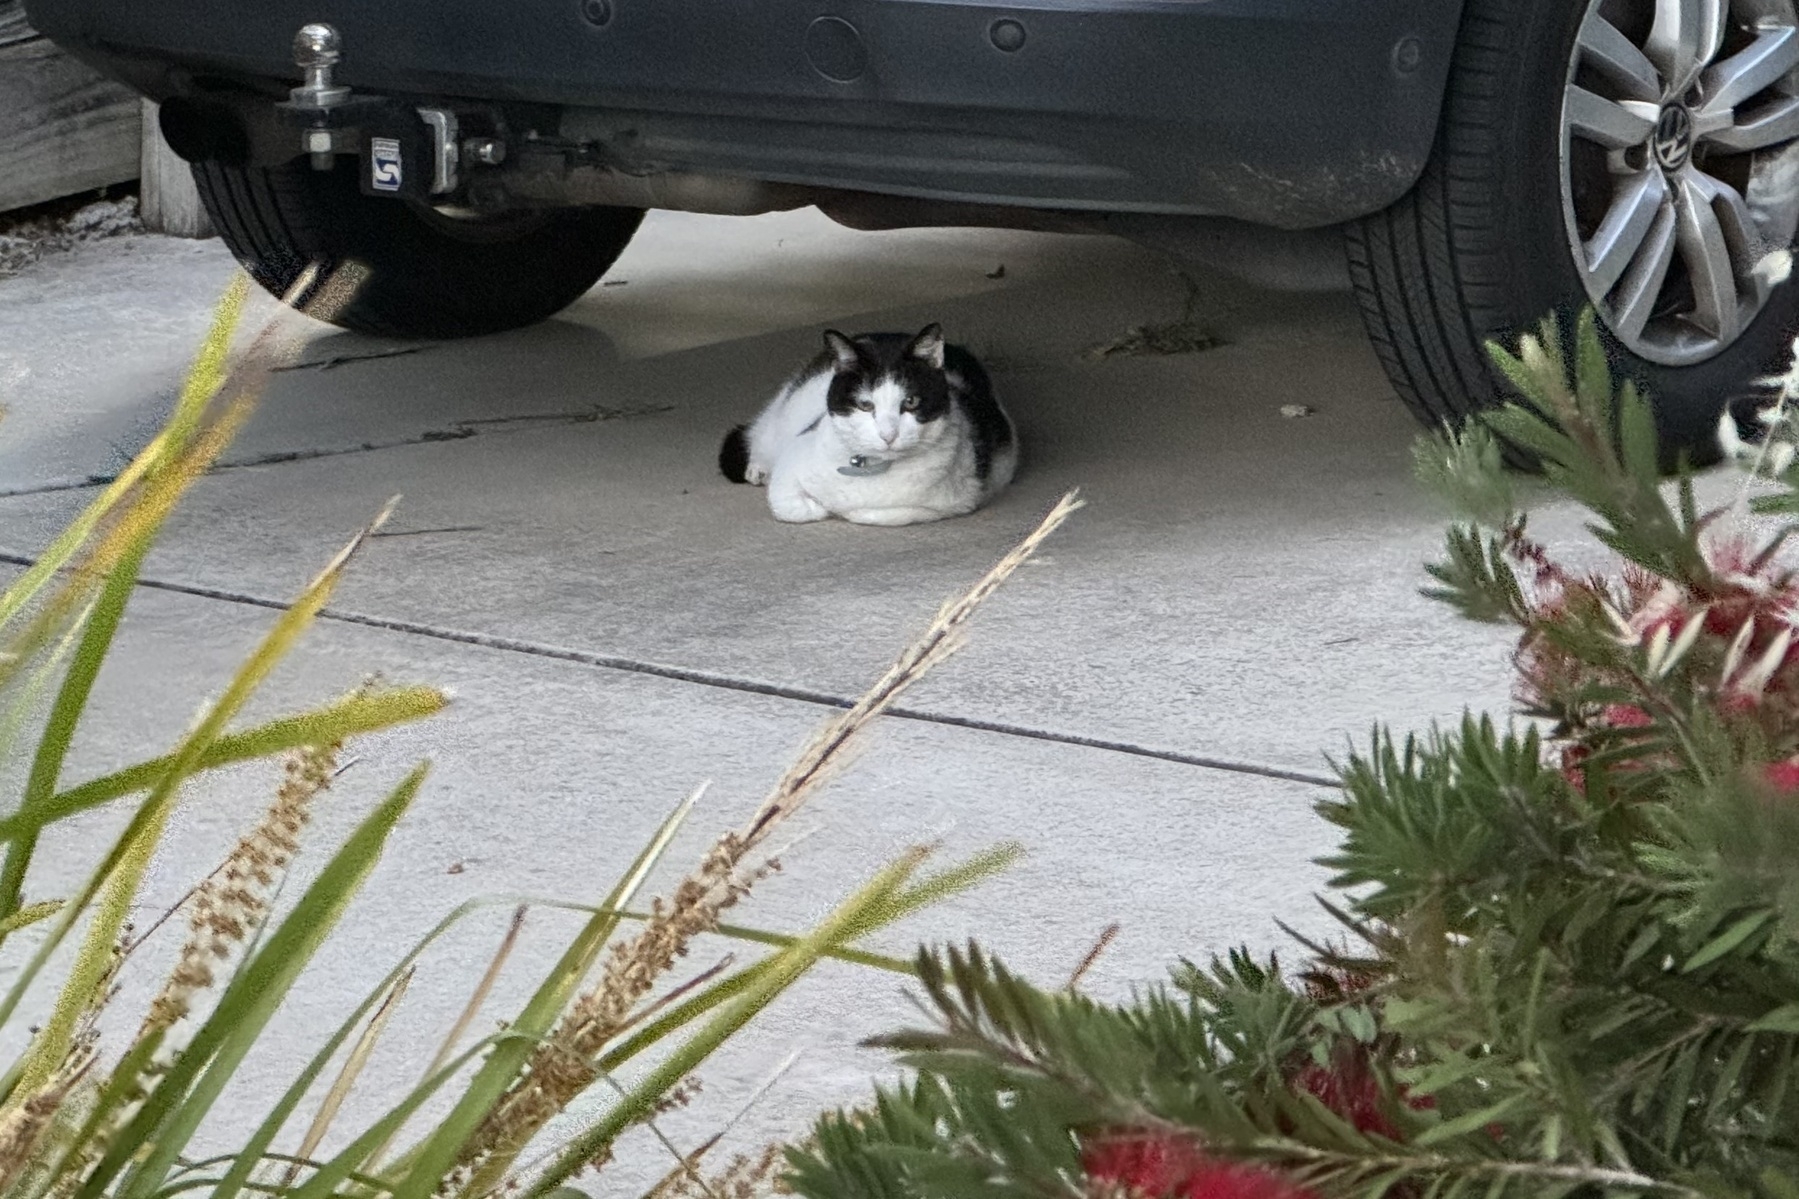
837 455 894 477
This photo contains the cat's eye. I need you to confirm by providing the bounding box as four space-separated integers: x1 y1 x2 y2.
901 396 920 412
856 399 875 412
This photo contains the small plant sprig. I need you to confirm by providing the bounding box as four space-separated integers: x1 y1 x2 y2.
782 310 1799 1199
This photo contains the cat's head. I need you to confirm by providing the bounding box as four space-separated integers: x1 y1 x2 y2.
821 324 952 456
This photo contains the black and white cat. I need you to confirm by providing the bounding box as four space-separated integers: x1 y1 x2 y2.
718 324 1017 526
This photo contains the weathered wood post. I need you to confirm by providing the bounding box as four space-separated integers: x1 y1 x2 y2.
0 1 140 213
139 99 214 238
0 2 213 237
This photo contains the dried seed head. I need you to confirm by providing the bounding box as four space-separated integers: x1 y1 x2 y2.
139 739 339 1040
654 1075 703 1117
651 1140 790 1199
0 1051 94 1193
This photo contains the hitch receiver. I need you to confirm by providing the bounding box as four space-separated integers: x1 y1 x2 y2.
274 22 482 198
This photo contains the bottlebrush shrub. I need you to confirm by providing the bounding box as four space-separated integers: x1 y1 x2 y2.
782 312 1799 1199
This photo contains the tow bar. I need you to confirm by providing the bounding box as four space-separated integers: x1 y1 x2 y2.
274 23 505 200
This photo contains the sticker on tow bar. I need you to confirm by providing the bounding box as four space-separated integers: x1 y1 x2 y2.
370 138 403 192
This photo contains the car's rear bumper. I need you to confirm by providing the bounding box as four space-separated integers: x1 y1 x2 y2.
27 0 1464 228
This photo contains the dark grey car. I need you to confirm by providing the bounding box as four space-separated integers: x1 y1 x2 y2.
27 0 1799 456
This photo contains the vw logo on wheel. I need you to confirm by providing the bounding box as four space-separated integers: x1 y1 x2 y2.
1653 105 1693 171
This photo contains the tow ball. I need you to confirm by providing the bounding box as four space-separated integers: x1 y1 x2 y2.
276 23 505 199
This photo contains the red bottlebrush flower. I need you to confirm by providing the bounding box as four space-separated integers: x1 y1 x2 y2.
1601 704 1653 728
1290 1043 1433 1142
1702 593 1763 638
1292 1060 1401 1140
1082 1132 1206 1197
1764 759 1799 792
1561 743 1588 794
1623 581 1687 643
1718 691 1761 716
1558 704 1665 796
1703 534 1799 606
1081 1132 1317 1199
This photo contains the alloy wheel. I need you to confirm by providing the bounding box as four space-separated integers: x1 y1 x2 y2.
1562 0 1799 365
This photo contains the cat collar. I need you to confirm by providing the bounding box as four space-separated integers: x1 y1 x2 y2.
837 454 894 477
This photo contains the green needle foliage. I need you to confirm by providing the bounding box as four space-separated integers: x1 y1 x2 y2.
785 312 1799 1199
0 278 1068 1197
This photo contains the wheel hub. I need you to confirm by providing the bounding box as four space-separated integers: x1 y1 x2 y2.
1652 103 1695 169
1561 0 1799 366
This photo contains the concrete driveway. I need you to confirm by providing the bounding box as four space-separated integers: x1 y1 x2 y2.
0 209 1524 1182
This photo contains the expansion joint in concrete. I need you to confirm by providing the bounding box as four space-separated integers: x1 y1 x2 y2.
0 549 1339 790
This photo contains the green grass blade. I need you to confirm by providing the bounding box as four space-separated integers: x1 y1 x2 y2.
708 921 912 972
0 593 90 770
591 845 1018 1074
283 1038 503 1199
0 685 448 842
1 503 395 1089
387 784 704 1190
0 900 59 937
518 845 933 1199
283 967 414 1188
9 724 176 1099
208 896 526 1199
873 842 1022 925
147 1163 395 1199
0 603 92 946
28 1028 172 1195
1485 341 1549 410
593 958 769 1075
160 274 250 451
1682 909 1775 972
91 763 427 1199
0 533 151 945
0 459 162 650
0 392 252 702
0 276 246 638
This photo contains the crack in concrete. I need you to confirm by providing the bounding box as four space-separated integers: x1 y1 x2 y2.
269 346 435 373
369 525 486 539
0 550 1340 790
0 404 676 500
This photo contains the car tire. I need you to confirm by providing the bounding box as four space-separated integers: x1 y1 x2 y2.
191 157 645 338
1348 0 1799 462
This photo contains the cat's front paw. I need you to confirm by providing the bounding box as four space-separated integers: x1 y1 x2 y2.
744 462 770 486
769 487 829 523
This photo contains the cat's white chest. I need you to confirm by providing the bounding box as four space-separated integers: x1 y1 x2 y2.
785 426 969 516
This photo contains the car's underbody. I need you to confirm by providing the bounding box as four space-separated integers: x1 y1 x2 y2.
32 0 1799 463
28 0 1463 240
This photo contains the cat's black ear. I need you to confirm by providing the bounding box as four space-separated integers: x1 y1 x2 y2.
907 323 946 369
823 330 861 372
